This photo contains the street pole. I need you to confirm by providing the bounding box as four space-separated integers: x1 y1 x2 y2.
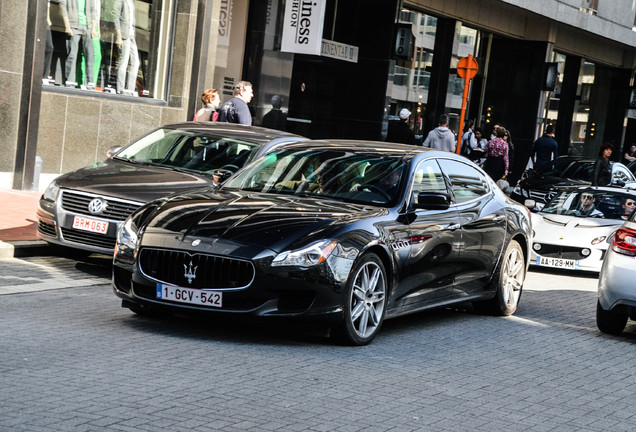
455 54 479 155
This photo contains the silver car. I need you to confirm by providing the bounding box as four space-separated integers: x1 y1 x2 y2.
597 203 636 334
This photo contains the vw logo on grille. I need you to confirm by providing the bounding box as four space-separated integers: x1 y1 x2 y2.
88 198 108 214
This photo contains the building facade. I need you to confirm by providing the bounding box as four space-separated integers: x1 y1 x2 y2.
2 0 636 190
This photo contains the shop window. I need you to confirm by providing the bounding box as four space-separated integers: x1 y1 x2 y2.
43 0 172 99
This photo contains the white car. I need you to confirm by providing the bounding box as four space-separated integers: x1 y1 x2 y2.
527 186 636 272
597 216 636 334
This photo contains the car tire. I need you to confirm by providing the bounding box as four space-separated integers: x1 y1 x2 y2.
596 300 627 335
473 239 525 316
335 253 388 346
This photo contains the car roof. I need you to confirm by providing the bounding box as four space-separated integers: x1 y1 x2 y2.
267 139 451 157
161 122 306 145
552 185 636 195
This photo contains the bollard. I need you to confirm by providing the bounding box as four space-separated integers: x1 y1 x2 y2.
32 156 42 191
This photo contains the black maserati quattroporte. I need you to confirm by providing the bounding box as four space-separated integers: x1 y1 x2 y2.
113 141 532 345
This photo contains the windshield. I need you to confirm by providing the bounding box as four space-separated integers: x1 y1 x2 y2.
539 157 578 176
561 161 593 181
223 148 407 207
542 189 636 220
115 128 259 174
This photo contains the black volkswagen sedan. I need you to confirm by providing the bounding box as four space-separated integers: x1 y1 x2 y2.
113 141 532 345
37 123 305 255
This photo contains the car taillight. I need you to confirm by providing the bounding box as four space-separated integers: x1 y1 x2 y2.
611 227 636 256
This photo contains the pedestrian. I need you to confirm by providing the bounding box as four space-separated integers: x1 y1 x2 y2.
386 108 416 145
490 123 499 140
261 95 287 130
531 124 559 171
423 113 455 152
623 143 636 164
483 125 509 181
217 81 254 125
193 88 220 122
460 119 477 158
503 128 515 179
473 128 488 166
592 142 614 186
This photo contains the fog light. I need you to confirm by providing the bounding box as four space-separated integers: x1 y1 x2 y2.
581 248 591 257
533 243 542 251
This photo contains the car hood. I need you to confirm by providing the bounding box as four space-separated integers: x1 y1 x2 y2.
54 159 214 202
521 175 589 190
141 190 386 253
531 212 621 245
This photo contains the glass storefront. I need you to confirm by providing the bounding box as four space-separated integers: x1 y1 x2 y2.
387 9 480 137
210 0 294 131
543 52 596 157
44 0 172 99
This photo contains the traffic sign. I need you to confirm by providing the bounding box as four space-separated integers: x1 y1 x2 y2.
457 55 478 80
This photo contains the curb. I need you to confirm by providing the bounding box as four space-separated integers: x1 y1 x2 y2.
0 240 51 258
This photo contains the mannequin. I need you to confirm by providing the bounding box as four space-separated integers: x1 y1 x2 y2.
60 0 98 88
43 0 54 84
113 0 140 95
80 0 102 86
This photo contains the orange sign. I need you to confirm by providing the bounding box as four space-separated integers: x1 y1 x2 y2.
455 55 479 155
457 55 479 80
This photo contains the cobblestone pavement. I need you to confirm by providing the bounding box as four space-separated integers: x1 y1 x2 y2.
0 255 634 431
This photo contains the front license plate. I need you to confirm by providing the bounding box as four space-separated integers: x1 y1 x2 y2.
156 284 222 308
535 255 579 270
72 215 108 234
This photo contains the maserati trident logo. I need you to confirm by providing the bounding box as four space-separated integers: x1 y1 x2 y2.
87 198 107 214
184 260 198 284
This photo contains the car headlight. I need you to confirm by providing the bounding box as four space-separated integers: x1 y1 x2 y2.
272 240 338 267
114 216 140 263
43 181 59 201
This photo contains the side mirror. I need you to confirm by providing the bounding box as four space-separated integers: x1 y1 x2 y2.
524 199 543 212
414 192 451 210
106 146 122 158
212 168 234 186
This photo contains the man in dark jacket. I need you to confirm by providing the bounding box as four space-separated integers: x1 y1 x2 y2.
386 108 416 145
218 81 254 125
531 124 559 170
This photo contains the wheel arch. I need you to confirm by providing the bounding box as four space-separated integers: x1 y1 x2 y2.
359 244 393 289
511 232 529 269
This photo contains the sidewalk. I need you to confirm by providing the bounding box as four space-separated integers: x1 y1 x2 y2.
0 189 49 258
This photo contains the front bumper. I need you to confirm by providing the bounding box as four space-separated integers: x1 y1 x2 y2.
36 190 143 254
529 244 605 272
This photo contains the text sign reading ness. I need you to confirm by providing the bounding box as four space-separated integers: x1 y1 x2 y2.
281 0 327 55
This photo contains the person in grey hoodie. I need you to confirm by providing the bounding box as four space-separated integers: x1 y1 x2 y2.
423 114 456 152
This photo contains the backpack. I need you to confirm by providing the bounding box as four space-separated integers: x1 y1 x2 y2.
460 131 473 156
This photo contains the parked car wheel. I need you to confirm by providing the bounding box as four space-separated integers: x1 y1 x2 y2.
596 300 628 335
336 253 387 346
474 240 525 316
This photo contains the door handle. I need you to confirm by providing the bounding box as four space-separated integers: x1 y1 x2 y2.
446 223 460 230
